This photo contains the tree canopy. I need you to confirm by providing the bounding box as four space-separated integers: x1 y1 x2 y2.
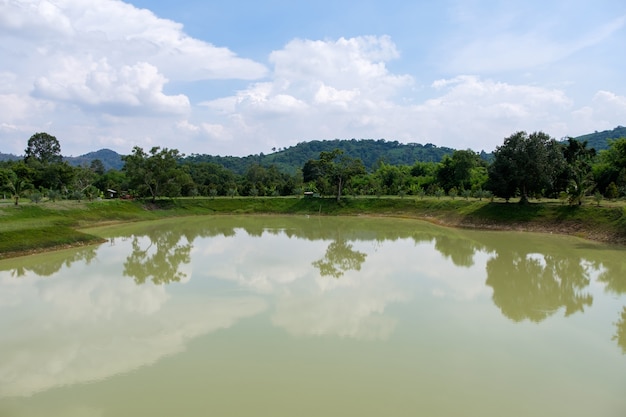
122 146 190 202
24 132 62 165
3 129 626 204
487 131 565 203
303 149 366 201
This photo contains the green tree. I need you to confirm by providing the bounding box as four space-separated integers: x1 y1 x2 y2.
73 166 96 197
24 132 62 165
606 182 619 200
37 161 76 192
122 146 186 202
94 169 128 197
373 163 412 195
558 138 596 205
183 161 237 196
593 137 626 194
0 167 32 205
487 131 565 203
436 149 483 192
303 149 366 201
89 159 106 175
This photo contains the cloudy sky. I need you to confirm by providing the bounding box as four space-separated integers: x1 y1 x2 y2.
1 0 625 157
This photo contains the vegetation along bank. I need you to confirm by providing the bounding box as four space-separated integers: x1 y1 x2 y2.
2 127 626 257
1 196 625 260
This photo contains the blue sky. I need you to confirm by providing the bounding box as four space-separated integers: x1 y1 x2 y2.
1 0 625 157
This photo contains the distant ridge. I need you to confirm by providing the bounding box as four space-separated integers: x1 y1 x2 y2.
2 126 625 172
65 148 124 171
185 139 461 174
0 152 20 162
573 125 626 151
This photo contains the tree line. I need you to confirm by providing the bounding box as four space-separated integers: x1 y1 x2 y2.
1 131 625 205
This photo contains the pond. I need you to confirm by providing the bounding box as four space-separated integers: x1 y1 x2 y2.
1 215 625 416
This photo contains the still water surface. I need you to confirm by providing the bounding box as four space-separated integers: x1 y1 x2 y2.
1 216 625 416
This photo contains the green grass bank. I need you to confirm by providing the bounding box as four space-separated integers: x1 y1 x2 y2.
1 196 625 259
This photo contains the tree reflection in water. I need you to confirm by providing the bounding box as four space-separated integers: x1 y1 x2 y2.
0 246 98 277
4 214 625 353
614 307 626 354
485 251 593 322
123 229 192 285
596 257 626 354
433 234 479 268
312 238 367 278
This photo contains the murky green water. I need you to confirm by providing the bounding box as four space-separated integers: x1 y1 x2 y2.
1 215 625 416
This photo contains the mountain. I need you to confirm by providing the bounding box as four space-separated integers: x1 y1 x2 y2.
4 126 624 173
65 149 124 171
186 139 458 174
0 152 20 162
573 126 626 151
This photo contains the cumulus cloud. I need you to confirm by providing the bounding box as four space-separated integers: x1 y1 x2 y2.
412 75 575 149
0 1 624 156
0 0 268 154
197 48 586 153
204 36 410 114
0 0 267 81
32 58 190 115
570 91 626 133
195 35 415 154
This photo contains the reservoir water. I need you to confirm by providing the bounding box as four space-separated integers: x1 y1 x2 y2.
1 215 625 416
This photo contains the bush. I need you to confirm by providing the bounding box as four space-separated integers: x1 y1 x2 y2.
606 182 619 200
30 192 42 203
47 190 61 202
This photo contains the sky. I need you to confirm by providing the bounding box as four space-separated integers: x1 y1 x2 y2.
1 0 625 157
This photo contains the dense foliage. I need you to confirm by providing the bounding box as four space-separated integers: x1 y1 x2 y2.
1 130 626 204
184 138 458 174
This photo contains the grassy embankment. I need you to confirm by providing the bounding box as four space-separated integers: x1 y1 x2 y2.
1 196 625 258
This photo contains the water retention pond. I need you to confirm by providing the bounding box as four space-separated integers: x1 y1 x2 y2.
1 215 625 416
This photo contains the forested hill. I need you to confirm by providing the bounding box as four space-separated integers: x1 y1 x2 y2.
0 148 124 171
572 126 626 151
65 148 124 171
0 152 19 162
3 127 624 173
186 139 461 174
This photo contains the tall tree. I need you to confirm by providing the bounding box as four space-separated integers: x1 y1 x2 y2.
436 149 483 192
593 137 626 195
303 149 365 201
558 138 596 205
122 146 186 202
89 159 106 175
24 132 62 165
487 131 564 203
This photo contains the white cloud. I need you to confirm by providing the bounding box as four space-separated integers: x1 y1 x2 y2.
33 58 190 115
314 84 360 107
269 35 411 100
0 1 623 157
593 90 626 113
189 31 626 155
570 91 626 133
412 75 575 149
0 0 267 81
0 0 268 155
194 35 414 153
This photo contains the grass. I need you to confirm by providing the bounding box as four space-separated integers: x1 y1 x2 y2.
1 195 625 258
